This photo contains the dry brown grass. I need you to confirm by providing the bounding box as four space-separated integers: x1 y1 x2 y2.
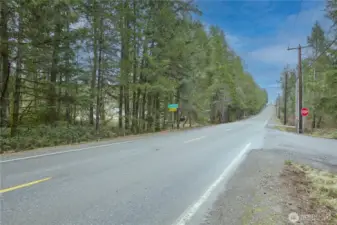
281 162 337 224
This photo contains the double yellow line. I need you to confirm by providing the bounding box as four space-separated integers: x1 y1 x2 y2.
0 177 52 194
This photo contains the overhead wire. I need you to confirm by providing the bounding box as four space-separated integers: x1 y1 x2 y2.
308 20 337 66
287 0 303 49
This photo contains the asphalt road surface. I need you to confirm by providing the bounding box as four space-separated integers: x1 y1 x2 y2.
1 106 273 225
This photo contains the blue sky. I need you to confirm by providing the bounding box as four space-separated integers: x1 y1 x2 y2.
195 0 332 102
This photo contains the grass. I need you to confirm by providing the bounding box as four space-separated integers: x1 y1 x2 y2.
0 124 118 153
274 125 297 132
241 191 283 225
275 126 337 139
293 163 337 224
284 160 293 166
311 128 337 139
1 112 260 153
242 206 280 225
0 122 212 153
272 117 337 139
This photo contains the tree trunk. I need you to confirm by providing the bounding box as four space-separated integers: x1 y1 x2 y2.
0 0 9 127
73 84 78 124
317 116 322 128
163 96 168 129
131 0 139 134
176 89 180 129
100 72 105 121
227 105 231 122
47 23 62 124
65 20 71 124
147 93 152 132
124 85 130 131
57 74 62 117
119 86 123 131
169 94 174 129
95 17 103 132
120 0 130 132
136 43 148 133
155 93 160 131
90 1 99 125
210 95 216 123
312 111 316 129
11 13 23 136
141 90 146 132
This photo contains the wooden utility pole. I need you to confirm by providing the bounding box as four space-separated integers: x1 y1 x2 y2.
287 44 310 134
298 45 303 133
312 42 318 129
277 93 281 119
283 71 288 125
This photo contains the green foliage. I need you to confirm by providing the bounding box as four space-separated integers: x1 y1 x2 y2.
277 1 337 135
0 0 267 152
0 124 118 152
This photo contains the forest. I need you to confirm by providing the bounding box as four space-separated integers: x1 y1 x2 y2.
0 0 268 152
276 0 337 138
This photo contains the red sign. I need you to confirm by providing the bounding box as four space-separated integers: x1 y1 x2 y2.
301 108 309 117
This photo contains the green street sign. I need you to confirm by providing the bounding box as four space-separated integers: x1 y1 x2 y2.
168 104 178 109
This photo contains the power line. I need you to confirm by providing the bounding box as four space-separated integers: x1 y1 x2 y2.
325 21 336 38
309 36 337 66
293 0 303 25
307 20 337 66
288 0 303 48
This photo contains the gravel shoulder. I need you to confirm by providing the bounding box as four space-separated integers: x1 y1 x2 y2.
200 149 337 225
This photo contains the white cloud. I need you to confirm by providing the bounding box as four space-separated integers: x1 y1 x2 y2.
248 4 332 65
201 21 209 31
226 33 242 49
199 0 332 100
250 44 297 65
266 83 280 88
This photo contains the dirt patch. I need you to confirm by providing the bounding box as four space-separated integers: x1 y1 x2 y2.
200 149 337 225
281 163 337 224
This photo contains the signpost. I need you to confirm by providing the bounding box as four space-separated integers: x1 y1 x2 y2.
301 107 309 117
168 104 179 128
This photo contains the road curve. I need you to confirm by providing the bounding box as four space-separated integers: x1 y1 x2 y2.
1 106 273 225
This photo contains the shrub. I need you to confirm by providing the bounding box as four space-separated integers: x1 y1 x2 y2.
1 124 117 152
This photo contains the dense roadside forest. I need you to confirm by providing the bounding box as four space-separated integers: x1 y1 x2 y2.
277 0 337 138
0 0 267 152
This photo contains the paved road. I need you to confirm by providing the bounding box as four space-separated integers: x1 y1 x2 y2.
200 110 337 225
1 106 273 225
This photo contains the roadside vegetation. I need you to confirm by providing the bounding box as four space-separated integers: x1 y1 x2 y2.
283 161 337 224
273 116 337 139
0 0 267 153
276 0 337 139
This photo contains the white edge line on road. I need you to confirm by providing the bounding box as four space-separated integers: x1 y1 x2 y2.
0 141 133 163
173 142 252 225
184 136 206 144
268 124 296 128
264 119 269 127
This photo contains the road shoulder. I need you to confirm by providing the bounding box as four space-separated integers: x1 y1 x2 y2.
200 149 337 225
